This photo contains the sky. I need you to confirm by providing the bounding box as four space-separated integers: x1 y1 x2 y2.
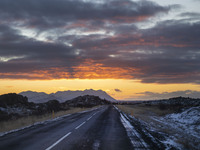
0 0 200 100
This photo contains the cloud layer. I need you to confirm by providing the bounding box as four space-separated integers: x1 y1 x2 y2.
0 0 200 84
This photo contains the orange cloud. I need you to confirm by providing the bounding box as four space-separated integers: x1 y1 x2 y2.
72 59 136 79
0 59 138 80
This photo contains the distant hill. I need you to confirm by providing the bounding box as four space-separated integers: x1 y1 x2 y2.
19 91 56 103
0 93 29 107
144 96 200 106
139 96 200 113
0 93 112 121
19 89 116 103
0 93 68 120
64 95 112 107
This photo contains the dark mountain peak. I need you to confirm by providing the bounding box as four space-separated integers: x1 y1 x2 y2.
64 95 112 107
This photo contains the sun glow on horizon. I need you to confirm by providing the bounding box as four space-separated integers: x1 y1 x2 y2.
1 79 200 100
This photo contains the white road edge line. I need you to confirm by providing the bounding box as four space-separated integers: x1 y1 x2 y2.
45 132 72 150
75 121 86 130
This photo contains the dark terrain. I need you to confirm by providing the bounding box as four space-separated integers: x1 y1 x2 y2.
120 96 200 113
0 106 134 150
0 93 111 121
0 94 199 150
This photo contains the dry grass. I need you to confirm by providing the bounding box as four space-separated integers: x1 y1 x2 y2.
117 104 175 121
0 107 98 133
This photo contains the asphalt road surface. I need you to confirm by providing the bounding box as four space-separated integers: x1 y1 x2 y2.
0 105 134 150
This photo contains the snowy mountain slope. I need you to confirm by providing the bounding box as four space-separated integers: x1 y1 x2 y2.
19 89 116 103
53 91 82 101
19 91 56 103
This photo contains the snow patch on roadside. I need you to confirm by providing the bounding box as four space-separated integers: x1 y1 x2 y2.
156 106 200 139
113 105 119 111
120 113 149 149
115 105 181 150
162 138 182 150
149 106 200 149
165 106 200 124
93 140 100 150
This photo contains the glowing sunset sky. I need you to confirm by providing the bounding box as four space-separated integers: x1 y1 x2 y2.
0 0 200 100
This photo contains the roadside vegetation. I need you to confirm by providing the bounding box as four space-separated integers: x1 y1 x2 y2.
0 93 109 134
117 103 175 119
0 106 98 133
117 98 200 150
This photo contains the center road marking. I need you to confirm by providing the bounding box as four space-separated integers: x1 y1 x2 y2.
75 111 99 129
87 116 93 121
75 121 86 129
45 110 100 150
93 112 97 116
45 132 72 150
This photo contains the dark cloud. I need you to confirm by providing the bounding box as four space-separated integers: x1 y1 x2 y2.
0 0 170 30
73 20 200 84
0 0 199 84
115 89 122 92
0 24 81 77
179 12 200 17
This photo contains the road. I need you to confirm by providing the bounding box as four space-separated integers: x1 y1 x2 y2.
0 105 134 150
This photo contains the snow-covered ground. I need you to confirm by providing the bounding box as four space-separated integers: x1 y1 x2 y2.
115 106 179 149
120 113 149 149
164 106 200 125
150 106 200 149
116 105 200 150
